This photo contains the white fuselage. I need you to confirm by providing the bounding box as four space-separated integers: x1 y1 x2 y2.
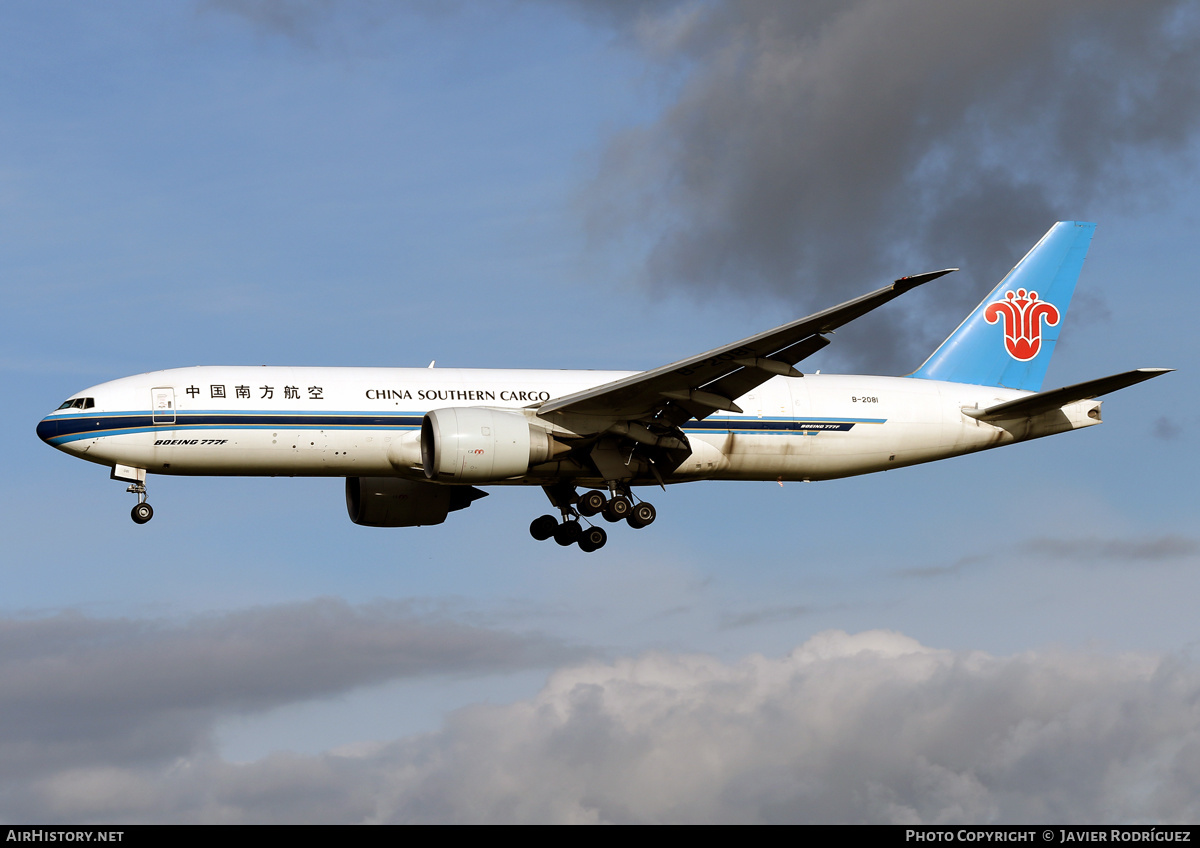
37 365 1101 486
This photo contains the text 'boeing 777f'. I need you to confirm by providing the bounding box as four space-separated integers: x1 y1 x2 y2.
37 222 1171 551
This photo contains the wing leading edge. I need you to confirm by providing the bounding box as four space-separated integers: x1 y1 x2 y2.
538 269 957 430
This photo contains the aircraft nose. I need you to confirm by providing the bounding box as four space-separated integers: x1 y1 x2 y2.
36 416 58 443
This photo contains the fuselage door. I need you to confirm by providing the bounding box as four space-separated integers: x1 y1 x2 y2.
152 387 176 425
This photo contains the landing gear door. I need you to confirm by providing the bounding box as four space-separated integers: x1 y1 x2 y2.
152 387 176 425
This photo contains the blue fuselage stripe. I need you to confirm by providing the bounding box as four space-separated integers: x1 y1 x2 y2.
41 411 886 444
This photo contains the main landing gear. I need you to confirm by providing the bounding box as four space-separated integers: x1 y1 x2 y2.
529 484 657 552
529 514 608 552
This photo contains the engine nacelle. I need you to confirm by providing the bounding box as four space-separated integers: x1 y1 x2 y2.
421 407 560 482
345 477 486 527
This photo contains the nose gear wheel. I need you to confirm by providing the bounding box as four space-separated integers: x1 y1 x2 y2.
125 481 153 524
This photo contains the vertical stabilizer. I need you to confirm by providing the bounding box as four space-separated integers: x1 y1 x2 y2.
910 221 1096 391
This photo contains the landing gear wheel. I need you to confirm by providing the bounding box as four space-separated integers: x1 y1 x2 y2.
530 514 558 541
131 502 154 524
578 490 606 517
553 521 582 546
602 496 631 523
578 525 607 552
627 501 656 529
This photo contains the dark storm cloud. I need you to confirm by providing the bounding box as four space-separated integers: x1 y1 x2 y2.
581 0 1200 371
200 1 1200 371
16 630 1200 823
0 599 573 792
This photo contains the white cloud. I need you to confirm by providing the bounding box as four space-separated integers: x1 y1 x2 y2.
9 627 1200 823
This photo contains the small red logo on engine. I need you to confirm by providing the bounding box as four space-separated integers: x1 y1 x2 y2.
984 288 1060 361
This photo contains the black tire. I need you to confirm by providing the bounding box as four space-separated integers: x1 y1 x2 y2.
602 496 631 522
530 514 558 541
131 502 154 524
578 490 606 517
579 525 607 551
627 501 656 529
554 521 582 546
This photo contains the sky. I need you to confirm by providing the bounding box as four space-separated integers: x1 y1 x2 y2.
2 0 1199 824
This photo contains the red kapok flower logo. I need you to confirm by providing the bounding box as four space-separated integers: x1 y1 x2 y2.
984 288 1060 361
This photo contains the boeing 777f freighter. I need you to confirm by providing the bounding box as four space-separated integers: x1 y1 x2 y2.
37 222 1170 551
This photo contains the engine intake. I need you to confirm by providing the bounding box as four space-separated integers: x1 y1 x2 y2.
421 407 562 482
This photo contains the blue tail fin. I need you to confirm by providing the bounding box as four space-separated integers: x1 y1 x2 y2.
910 221 1096 391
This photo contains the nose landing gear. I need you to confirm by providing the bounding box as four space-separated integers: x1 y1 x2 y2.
112 466 153 524
127 482 153 524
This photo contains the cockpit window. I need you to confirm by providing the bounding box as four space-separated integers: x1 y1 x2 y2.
56 398 94 410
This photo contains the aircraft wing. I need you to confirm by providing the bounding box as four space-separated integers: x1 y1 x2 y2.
538 269 957 428
965 368 1173 422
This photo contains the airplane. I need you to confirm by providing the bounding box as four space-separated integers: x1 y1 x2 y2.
36 222 1170 552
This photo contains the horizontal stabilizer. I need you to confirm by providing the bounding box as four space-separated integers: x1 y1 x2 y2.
964 368 1173 422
